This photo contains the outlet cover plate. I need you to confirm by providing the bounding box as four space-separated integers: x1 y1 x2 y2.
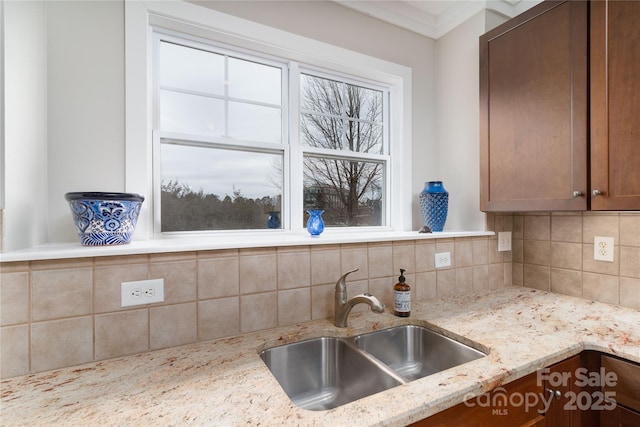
435 252 452 268
594 236 614 262
121 279 165 307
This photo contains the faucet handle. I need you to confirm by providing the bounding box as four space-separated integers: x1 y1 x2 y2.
335 268 359 292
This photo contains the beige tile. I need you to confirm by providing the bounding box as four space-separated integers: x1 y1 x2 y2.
94 254 148 267
32 268 93 321
488 263 505 289
436 269 456 298
278 288 311 326
620 215 640 247
513 214 524 239
30 258 93 271
151 260 197 304
551 215 582 243
310 247 340 286
583 273 619 305
415 271 437 302
512 239 524 263
524 215 550 241
523 264 550 291
415 241 435 273
277 251 310 290
311 284 334 320
150 302 197 350
197 249 239 259
1 272 29 326
393 242 415 276
31 316 93 372
149 252 196 263
0 261 29 274
198 297 240 341
550 268 582 298
503 263 513 287
472 239 489 266
94 263 149 313
368 243 393 278
620 277 640 310
1 324 29 379
454 240 473 268
198 257 239 299
368 276 395 309
454 267 473 295
95 309 149 360
620 246 640 279
485 213 495 232
523 240 550 266
512 263 524 287
583 214 619 243
582 244 619 275
471 266 488 291
239 253 277 294
240 292 277 333
341 244 368 280
550 242 582 270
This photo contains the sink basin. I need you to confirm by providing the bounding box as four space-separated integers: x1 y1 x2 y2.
260 325 486 410
260 337 402 411
353 325 486 381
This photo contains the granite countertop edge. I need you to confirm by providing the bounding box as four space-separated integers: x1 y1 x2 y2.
1 287 639 427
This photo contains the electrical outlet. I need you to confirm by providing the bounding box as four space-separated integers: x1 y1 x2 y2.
435 252 452 268
593 236 614 262
498 232 512 252
121 279 165 307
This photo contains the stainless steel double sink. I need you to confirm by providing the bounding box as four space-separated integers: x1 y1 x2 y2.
259 324 486 411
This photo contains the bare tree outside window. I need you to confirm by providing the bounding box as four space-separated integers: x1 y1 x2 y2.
301 74 385 226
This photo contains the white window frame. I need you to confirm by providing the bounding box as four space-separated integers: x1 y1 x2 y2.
125 0 412 240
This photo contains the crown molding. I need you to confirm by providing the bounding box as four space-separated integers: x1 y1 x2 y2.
334 0 543 39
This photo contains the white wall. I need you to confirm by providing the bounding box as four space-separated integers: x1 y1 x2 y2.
435 9 508 231
46 1 125 243
4 1 48 251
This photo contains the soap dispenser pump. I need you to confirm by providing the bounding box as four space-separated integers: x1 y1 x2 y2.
393 269 411 317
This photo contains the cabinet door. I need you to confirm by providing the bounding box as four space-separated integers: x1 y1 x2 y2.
590 1 640 210
480 1 588 211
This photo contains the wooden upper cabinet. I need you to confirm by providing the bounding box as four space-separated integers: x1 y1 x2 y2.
480 1 588 211
590 0 640 210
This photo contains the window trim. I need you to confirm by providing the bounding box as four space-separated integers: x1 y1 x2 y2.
125 0 412 240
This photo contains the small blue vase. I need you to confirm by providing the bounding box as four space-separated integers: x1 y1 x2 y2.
419 181 448 232
306 209 325 236
267 211 281 229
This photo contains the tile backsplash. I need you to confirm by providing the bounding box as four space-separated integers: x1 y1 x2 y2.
2 211 638 378
1 234 511 378
510 212 640 310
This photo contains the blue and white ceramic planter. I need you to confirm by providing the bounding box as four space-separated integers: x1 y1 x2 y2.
65 192 144 246
418 181 448 232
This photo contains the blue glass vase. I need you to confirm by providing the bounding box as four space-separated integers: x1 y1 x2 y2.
267 211 281 229
419 181 448 232
306 209 325 236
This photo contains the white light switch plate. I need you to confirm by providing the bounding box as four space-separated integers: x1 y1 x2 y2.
498 232 512 252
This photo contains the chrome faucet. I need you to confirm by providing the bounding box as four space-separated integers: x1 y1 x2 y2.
334 268 385 327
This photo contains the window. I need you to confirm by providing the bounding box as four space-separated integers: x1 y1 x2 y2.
153 32 390 233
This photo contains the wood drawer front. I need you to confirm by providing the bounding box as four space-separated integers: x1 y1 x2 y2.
601 355 640 413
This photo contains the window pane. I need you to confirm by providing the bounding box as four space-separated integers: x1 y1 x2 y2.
300 74 343 115
345 120 383 154
161 143 283 231
303 156 383 227
229 101 282 143
160 90 224 136
159 42 225 95
228 57 281 105
346 85 383 123
300 113 344 149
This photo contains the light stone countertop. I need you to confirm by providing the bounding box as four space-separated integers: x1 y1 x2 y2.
1 287 639 426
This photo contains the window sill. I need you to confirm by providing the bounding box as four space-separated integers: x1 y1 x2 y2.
0 230 495 263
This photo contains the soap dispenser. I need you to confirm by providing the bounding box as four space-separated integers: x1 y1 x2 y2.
393 269 411 317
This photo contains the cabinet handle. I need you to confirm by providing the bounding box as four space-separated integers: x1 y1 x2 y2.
547 389 562 400
592 189 603 196
572 191 583 198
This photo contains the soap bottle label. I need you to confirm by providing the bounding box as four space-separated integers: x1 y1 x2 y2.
394 290 411 313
